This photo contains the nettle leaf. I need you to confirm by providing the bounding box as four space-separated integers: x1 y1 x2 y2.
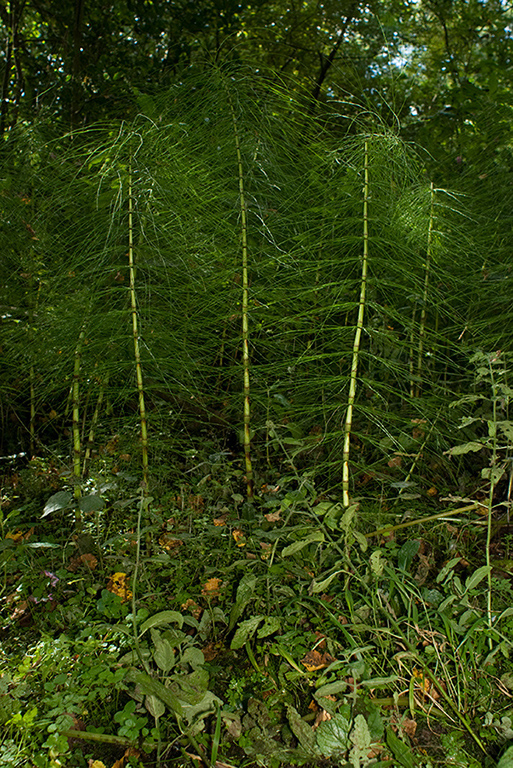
444 441 485 456
350 714 371 751
231 615 264 649
42 491 73 517
282 531 324 557
78 494 105 513
315 712 351 757
286 704 317 754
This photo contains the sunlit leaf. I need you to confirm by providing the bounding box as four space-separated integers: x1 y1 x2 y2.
465 565 491 592
42 491 73 517
231 615 264 649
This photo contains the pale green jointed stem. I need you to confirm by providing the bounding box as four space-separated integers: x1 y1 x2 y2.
128 159 149 492
82 381 104 477
342 141 369 507
229 98 254 500
415 181 435 397
72 323 86 516
486 357 498 647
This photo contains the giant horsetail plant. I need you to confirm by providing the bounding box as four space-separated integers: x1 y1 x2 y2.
71 322 86 512
342 140 369 507
127 156 149 493
414 181 435 397
228 93 254 501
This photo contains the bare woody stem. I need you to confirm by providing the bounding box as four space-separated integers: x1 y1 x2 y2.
128 159 149 492
229 98 254 500
342 140 369 507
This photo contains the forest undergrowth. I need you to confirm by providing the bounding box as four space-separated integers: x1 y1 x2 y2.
1 68 513 768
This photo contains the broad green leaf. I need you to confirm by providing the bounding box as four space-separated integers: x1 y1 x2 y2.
350 714 371 750
282 531 324 556
315 713 351 757
498 421 513 442
436 557 462 582
286 704 317 754
398 539 420 572
180 690 223 725
445 441 484 456
228 573 256 631
145 694 165 720
130 672 183 716
353 530 368 551
42 491 72 517
78 494 105 513
340 504 358 532
257 616 281 638
465 565 491 592
386 728 415 768
180 647 205 670
139 610 184 635
315 679 349 697
151 630 175 673
361 675 399 688
311 570 343 594
231 615 264 649
170 668 210 704
498 746 513 768
313 501 343 517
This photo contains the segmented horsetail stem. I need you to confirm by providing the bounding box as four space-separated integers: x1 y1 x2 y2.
342 140 369 507
415 181 435 396
128 158 149 492
228 94 254 500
